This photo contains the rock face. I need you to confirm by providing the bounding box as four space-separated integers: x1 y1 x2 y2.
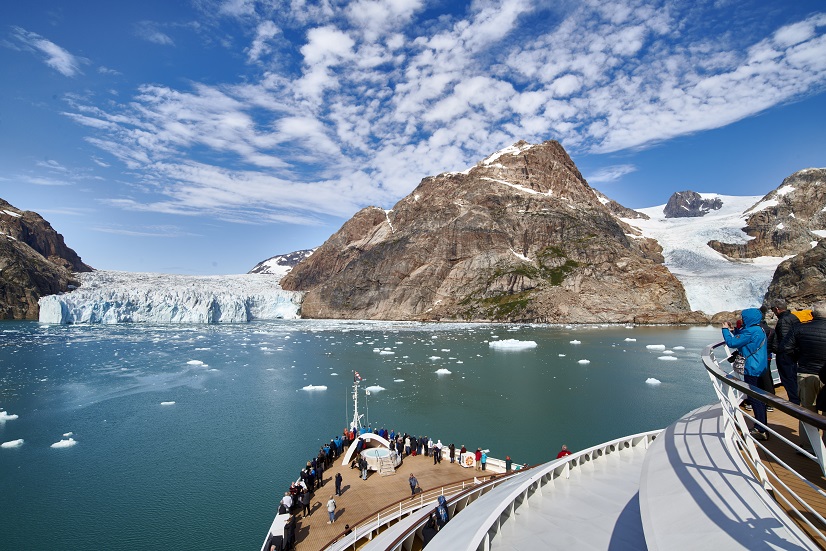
0 199 90 319
281 140 702 324
708 168 826 258
663 191 723 218
764 240 826 309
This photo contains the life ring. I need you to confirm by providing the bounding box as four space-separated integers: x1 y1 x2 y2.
463 454 475 468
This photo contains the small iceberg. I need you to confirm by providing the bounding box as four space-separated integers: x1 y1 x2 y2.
646 378 662 385
379 351 395 355
673 346 685 350
0 411 19 422
658 356 678 361
1 439 24 448
558 354 566 357
578 359 590 365
394 379 405 382
435 368 452 375
624 338 637 342
365 385 386 392
569 340 581 345
51 437 77 448
646 344 666 350
160 401 176 406
429 356 442 360
302 385 328 391
187 360 207 366
489 339 537 350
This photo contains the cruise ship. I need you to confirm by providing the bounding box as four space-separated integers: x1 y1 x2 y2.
261 341 826 550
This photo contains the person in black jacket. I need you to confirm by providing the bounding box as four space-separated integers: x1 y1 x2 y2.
783 301 826 450
769 298 801 404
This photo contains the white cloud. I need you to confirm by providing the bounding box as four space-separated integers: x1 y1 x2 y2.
135 21 175 46
10 27 84 77
587 164 637 183
247 20 280 63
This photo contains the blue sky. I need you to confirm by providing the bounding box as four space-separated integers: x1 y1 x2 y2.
1 0 825 275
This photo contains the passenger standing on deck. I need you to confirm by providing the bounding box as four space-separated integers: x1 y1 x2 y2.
326 495 337 524
360 456 368 480
427 437 434 457
409 473 419 497
449 443 455 463
335 472 343 496
556 445 572 459
404 436 411 457
481 450 487 471
475 448 482 471
301 488 311 518
723 308 770 441
783 301 826 452
770 298 801 404
459 445 466 463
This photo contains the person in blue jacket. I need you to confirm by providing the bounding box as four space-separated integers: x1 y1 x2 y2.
723 308 770 440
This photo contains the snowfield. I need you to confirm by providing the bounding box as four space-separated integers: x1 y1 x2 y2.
623 194 790 315
38 271 304 324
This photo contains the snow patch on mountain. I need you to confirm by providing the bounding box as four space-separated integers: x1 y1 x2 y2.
38 271 304 324
624 194 790 314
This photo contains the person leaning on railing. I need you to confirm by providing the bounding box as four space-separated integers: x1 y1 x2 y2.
782 301 826 452
722 308 770 441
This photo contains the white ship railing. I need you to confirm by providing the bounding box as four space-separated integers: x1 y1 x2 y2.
702 341 826 546
347 431 660 551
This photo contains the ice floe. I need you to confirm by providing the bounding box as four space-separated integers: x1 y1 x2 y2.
365 385 386 392
1 439 24 448
624 338 637 342
435 368 452 374
646 344 666 350
394 379 404 382
160 401 176 406
51 437 77 448
302 385 328 391
488 339 537 350
187 360 206 366
578 359 591 364
0 410 19 422
646 378 662 385
658 356 678 361
569 340 581 345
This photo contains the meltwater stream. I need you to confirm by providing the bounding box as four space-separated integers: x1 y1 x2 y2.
0 320 720 550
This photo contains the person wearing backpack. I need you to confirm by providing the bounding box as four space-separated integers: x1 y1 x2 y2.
723 308 769 440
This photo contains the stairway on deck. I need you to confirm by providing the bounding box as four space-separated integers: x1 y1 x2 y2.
424 404 818 551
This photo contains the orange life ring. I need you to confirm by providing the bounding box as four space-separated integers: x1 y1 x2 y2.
463 454 475 467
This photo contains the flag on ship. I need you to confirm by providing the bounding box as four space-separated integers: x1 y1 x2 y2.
354 371 362 382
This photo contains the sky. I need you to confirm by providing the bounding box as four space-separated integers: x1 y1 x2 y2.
1 0 825 275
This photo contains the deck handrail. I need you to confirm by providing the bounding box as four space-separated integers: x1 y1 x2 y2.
702 340 826 546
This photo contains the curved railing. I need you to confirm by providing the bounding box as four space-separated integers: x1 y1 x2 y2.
702 341 826 545
351 431 660 551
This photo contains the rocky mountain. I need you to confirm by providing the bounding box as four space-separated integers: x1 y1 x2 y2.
708 168 826 258
764 239 826 310
0 199 91 319
281 140 706 324
663 191 723 218
248 248 316 277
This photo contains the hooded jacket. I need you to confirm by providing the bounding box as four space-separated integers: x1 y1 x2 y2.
722 308 768 377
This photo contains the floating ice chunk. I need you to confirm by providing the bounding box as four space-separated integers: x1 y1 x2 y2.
435 368 452 375
440 349 451 352
0 411 19 422
489 339 537 350
646 378 662 385
578 359 590 364
51 437 77 448
429 356 442 360
558 354 566 357
661 350 675 354
63 432 73 437
379 351 395 355
658 356 678 361
330 373 338 376
1 439 24 448
302 385 328 391
624 338 637 342
394 379 405 382
187 360 205 366
673 346 685 350
569 340 581 345
366 385 386 392
195 347 211 351
160 401 176 406
646 344 666 350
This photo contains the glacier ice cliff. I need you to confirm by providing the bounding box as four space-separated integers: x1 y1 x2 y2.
38 271 304 324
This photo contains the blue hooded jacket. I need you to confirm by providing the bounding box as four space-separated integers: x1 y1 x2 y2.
722 308 768 377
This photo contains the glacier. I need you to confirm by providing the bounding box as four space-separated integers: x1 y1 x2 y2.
623 194 790 315
38 271 304 324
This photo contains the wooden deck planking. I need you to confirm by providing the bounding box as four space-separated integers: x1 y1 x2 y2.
281 452 487 551
748 386 826 547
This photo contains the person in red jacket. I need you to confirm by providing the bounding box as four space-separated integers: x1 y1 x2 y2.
556 445 572 459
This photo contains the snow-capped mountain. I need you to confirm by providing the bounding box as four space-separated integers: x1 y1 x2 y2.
38 271 304 324
248 248 316 278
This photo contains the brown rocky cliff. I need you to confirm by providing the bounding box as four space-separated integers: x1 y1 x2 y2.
764 239 826 310
281 140 702 323
0 199 89 319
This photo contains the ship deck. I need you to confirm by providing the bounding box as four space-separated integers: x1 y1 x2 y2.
282 451 491 551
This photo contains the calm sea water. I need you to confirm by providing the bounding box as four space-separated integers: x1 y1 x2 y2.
0 320 721 550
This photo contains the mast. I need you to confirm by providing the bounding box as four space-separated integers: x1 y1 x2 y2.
351 371 364 430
